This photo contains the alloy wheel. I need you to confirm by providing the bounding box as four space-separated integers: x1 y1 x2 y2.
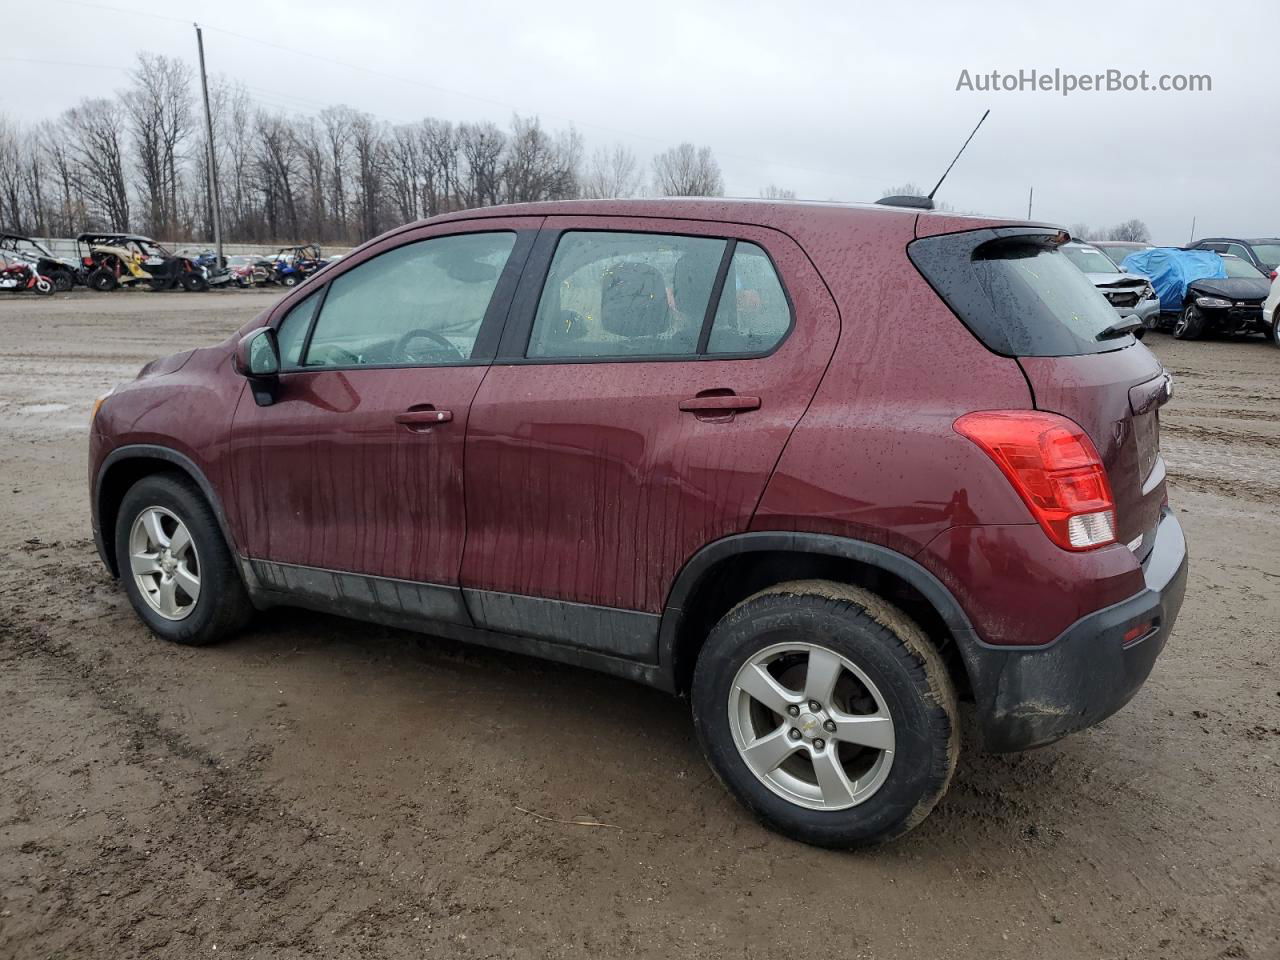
128 506 201 620
727 641 895 811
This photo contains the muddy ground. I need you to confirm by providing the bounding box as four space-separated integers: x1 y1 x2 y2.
1 289 1276 959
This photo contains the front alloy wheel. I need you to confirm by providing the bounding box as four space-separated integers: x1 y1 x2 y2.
128 506 201 620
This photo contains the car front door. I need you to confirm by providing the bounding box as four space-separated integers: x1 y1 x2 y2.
459 217 839 659
227 218 538 619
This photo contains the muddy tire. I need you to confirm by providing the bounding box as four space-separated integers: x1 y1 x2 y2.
181 272 208 293
113 473 251 646
1174 304 1205 340
87 268 117 292
691 580 958 848
280 273 299 288
50 270 73 293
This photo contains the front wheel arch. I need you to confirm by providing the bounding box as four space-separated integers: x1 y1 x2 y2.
96 447 241 579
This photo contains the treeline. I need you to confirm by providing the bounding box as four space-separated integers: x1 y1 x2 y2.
0 53 740 245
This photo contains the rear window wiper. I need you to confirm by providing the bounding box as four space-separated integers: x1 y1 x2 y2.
1095 315 1143 341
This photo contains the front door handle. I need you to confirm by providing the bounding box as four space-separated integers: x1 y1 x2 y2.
678 395 761 413
395 407 453 431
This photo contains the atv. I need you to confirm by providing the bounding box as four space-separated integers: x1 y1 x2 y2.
0 232 79 292
272 244 324 287
77 233 220 292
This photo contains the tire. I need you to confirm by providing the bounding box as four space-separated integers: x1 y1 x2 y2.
1272 313 1280 349
51 270 73 293
1174 304 1205 340
281 274 299 287
691 580 958 848
181 272 208 293
87 267 117 292
113 473 251 646
33 276 53 295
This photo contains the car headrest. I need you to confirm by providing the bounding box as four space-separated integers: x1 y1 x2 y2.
600 262 668 338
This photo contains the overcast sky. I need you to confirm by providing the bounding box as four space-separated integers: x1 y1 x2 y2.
6 0 1276 244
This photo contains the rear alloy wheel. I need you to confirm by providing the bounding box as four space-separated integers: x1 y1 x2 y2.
114 474 251 645
691 580 958 848
1174 304 1205 340
1272 315 1280 349
87 267 117 292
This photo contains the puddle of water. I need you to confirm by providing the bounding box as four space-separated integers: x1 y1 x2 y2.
20 403 70 413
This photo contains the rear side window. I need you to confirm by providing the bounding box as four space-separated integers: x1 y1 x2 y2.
910 230 1127 357
526 232 792 359
707 243 791 355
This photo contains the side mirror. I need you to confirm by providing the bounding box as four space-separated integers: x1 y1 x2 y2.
234 327 281 406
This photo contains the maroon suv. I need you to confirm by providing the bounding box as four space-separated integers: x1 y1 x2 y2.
90 199 1188 846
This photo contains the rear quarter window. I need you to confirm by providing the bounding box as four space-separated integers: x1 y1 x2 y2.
909 228 1128 357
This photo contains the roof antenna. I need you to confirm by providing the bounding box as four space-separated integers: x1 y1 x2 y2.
876 109 990 211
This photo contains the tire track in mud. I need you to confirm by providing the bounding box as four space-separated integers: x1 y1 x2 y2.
0 613 464 959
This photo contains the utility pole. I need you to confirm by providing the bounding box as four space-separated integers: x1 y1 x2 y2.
1188 216 1196 244
1027 186 1033 220
195 24 223 267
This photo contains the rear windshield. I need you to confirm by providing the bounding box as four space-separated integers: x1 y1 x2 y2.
1062 244 1119 274
910 229 1129 357
1247 243 1280 265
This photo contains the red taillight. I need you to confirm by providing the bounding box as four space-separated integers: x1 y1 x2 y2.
955 410 1117 551
1270 270 1277 281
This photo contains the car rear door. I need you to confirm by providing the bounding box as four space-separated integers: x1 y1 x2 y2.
227 218 538 616
458 216 839 660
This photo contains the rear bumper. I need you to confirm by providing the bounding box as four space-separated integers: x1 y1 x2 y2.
967 508 1188 752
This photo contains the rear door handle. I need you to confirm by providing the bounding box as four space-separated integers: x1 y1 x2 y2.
395 407 453 431
678 395 761 413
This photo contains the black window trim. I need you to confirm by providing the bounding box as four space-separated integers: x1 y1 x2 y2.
271 228 536 374
495 226 796 366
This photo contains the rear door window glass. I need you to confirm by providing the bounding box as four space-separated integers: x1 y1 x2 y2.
707 243 791 354
527 232 725 358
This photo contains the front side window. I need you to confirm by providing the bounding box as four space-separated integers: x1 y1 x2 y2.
275 289 322 368
303 232 515 368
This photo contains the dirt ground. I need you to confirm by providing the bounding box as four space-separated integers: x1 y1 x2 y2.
1 289 1276 960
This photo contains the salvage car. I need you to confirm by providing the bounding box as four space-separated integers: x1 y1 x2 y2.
1189 237 1280 280
1061 240 1160 332
1175 254 1273 340
89 199 1187 848
0 231 79 291
78 233 216 292
1265 272 1280 348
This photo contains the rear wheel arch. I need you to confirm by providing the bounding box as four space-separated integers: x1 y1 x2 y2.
97 446 239 578
659 533 977 703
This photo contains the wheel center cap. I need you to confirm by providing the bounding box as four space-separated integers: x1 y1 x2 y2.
797 712 823 739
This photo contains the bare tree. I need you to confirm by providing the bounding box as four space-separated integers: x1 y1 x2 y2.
760 184 796 200
652 143 723 197
1068 222 1092 240
502 115 580 204
1106 219 1151 243
458 121 505 208
126 53 194 237
0 118 24 229
320 105 357 241
420 119 459 217
881 182 926 197
254 112 302 240
64 99 131 230
350 111 387 239
581 144 641 199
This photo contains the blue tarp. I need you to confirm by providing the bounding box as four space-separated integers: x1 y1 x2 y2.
1120 248 1226 312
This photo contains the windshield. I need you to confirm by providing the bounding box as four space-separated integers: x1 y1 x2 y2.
1221 256 1264 279
1062 245 1120 274
1248 243 1280 265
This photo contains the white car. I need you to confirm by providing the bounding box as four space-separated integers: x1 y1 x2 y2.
1265 272 1280 348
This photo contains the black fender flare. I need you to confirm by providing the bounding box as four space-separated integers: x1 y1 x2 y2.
94 444 240 575
655 531 984 693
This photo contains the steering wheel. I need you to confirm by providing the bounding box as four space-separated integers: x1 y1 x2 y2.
393 328 465 363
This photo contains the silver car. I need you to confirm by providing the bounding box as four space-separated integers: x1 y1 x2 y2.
1062 241 1161 331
